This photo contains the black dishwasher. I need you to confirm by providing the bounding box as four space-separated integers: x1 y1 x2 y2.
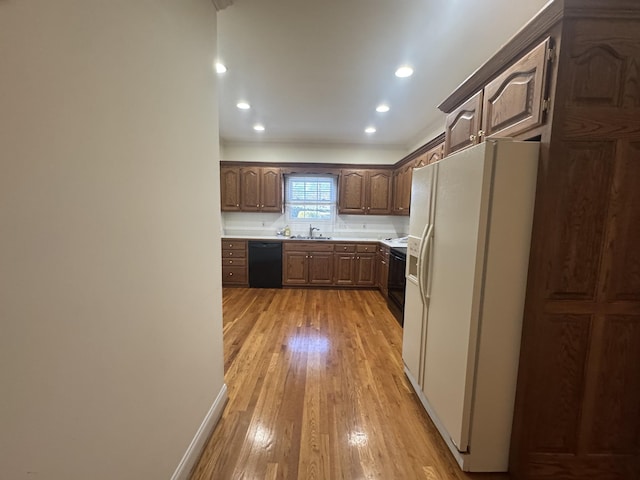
248 241 283 288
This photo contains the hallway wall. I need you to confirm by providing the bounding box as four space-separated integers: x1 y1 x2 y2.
0 1 225 478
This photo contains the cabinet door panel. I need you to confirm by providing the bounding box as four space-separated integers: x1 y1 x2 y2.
334 254 355 285
426 142 444 165
339 170 366 214
483 38 550 139
260 167 282 212
240 167 260 211
355 254 377 286
368 170 392 215
220 167 241 211
308 252 334 285
445 91 483 156
283 252 308 285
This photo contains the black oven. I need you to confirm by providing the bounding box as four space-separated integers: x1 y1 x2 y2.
387 246 407 326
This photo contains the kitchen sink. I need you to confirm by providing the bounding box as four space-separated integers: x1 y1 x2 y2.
289 235 332 240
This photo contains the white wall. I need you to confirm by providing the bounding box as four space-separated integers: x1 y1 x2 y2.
0 1 225 479
221 141 405 165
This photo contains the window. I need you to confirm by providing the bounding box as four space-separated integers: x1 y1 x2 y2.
285 174 337 223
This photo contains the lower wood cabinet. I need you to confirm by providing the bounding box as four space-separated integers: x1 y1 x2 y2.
221 239 248 286
221 239 387 289
332 243 377 287
282 241 380 287
334 244 357 286
377 245 390 296
283 242 334 286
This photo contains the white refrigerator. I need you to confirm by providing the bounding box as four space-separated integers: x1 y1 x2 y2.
401 139 539 472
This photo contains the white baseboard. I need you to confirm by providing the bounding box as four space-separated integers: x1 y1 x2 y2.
171 383 228 480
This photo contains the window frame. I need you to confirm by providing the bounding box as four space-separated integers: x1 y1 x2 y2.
284 174 337 224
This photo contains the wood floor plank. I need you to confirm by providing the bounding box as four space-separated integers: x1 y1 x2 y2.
190 288 511 480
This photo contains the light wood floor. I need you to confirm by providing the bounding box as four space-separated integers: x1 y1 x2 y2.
191 288 511 480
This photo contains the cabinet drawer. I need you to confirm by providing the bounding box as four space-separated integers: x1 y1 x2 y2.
221 240 247 250
334 244 356 253
356 244 377 253
284 241 334 252
222 266 247 284
222 249 246 258
223 257 246 267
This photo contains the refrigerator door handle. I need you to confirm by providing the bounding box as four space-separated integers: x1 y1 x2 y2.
417 224 434 305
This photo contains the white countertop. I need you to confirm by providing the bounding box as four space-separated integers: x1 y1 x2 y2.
222 234 408 249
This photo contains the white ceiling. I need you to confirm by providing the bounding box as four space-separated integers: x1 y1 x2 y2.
217 0 550 150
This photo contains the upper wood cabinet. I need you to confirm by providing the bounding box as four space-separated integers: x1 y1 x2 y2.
444 38 551 157
423 142 445 167
482 38 550 139
220 166 282 213
392 163 413 215
444 91 484 156
240 166 282 212
414 141 445 169
220 166 241 211
338 169 392 215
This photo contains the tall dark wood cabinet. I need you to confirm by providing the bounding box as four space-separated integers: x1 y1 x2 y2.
439 1 640 478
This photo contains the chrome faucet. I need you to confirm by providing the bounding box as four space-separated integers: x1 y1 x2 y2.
309 224 320 238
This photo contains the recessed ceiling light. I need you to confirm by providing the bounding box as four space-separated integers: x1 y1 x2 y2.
237 102 251 110
215 62 227 74
376 104 390 113
253 124 265 132
365 127 376 134
395 66 414 78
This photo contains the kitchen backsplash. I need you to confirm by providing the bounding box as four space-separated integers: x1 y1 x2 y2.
222 211 409 239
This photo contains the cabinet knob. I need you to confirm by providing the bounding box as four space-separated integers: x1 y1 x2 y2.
478 130 485 138
469 134 477 142
261 204 264 207
344 247 347 250
229 272 233 276
362 207 365 210
309 255 313 259
229 252 233 256
229 260 233 264
256 204 259 207
236 204 239 207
